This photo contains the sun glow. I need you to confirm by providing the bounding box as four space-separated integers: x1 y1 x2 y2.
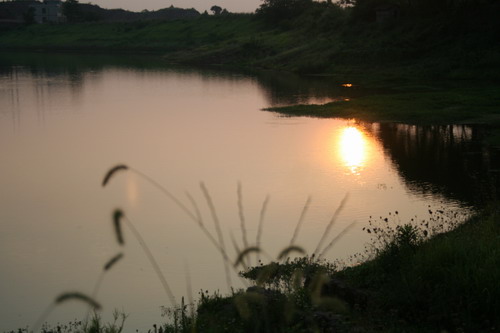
339 126 367 175
126 173 139 207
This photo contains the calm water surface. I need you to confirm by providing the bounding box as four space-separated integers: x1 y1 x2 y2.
0 53 482 331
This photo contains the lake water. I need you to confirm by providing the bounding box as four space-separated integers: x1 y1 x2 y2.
0 53 492 332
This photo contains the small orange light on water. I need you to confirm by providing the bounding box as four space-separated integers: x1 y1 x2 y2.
342 83 353 87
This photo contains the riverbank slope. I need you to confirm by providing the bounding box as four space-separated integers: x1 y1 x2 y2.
1 3 499 79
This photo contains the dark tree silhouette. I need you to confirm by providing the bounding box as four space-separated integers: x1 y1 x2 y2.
23 7 35 25
62 0 82 23
210 5 222 15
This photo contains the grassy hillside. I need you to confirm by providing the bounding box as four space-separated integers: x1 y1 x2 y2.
0 15 262 53
1 2 499 78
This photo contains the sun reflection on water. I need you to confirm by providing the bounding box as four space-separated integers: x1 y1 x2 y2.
339 126 367 175
126 173 139 207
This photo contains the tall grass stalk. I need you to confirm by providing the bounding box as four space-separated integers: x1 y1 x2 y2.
199 182 232 291
85 253 124 323
32 292 101 333
318 222 356 260
289 196 312 246
237 182 250 263
102 165 246 286
313 194 349 256
256 195 270 263
116 209 177 307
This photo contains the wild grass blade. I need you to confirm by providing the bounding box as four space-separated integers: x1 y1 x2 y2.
130 167 198 222
234 247 261 268
237 182 249 250
55 292 101 310
183 260 195 320
277 245 306 261
200 182 232 290
86 252 125 323
32 292 102 333
104 253 124 271
313 194 349 256
113 209 125 246
31 304 55 333
318 221 357 260
186 191 203 226
290 196 312 246
123 213 177 307
200 182 226 252
230 231 242 257
103 165 248 287
102 165 128 187
256 195 270 263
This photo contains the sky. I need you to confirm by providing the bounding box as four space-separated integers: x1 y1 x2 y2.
83 0 262 13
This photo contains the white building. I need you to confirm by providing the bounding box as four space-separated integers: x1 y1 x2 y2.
31 0 64 23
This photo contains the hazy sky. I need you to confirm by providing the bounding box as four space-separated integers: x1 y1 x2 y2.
84 0 262 13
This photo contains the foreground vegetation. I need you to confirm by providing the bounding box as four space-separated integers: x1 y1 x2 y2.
20 207 498 333
154 208 499 333
15 165 496 333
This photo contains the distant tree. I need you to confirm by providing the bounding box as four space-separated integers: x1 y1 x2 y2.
23 6 35 25
256 0 314 22
62 0 82 22
210 5 222 15
221 8 229 15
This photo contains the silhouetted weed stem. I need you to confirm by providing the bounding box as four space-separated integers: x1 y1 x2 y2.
278 245 306 262
185 192 203 226
118 210 177 307
234 247 261 268
185 191 227 258
183 261 195 321
32 292 101 333
318 221 357 260
256 195 270 263
56 292 101 309
290 196 312 246
104 253 124 271
102 165 128 187
237 182 249 251
230 231 243 260
200 182 233 290
129 168 198 222
85 253 124 323
103 165 248 284
313 194 349 256
113 210 125 246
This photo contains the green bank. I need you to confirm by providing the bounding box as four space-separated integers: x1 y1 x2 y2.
1 1 499 78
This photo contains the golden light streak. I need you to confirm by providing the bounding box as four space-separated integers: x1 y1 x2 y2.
126 173 138 207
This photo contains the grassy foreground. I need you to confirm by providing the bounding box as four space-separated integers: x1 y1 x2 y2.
152 207 499 333
12 207 498 332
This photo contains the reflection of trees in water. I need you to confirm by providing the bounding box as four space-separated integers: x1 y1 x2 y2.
253 71 366 106
365 122 499 205
0 52 359 119
1 65 85 127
